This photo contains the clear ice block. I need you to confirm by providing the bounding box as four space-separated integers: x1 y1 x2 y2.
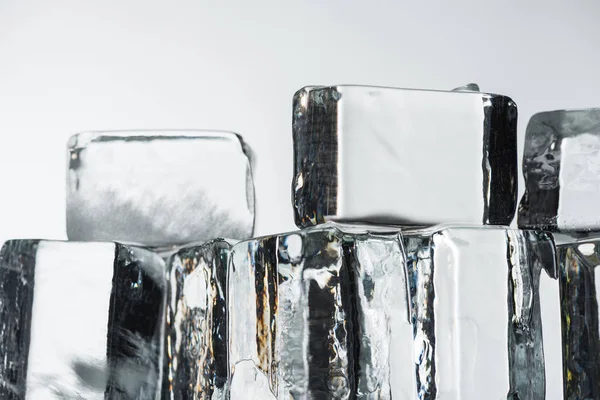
292 85 518 228
164 239 233 400
519 109 600 232
67 131 255 247
0 240 166 399
228 224 562 399
555 238 600 399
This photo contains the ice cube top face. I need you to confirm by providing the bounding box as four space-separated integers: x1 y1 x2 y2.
292 85 518 229
228 223 562 400
164 239 233 400
556 239 600 400
67 130 255 247
0 240 166 399
519 109 600 232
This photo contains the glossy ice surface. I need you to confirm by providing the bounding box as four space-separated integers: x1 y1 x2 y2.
67 131 255 247
0 240 166 399
556 238 600 400
519 109 600 232
228 223 562 400
292 85 518 228
164 239 233 400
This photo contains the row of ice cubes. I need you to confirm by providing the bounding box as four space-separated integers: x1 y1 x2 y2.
1 85 600 399
0 226 565 399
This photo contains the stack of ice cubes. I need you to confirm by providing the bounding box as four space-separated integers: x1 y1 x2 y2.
1 86 598 400
0 131 255 399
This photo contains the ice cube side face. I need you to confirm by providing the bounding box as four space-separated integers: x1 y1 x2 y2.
67 131 255 247
292 85 518 228
413 228 562 400
556 240 600 400
0 240 166 399
519 109 600 232
164 239 233 400
228 226 413 399
227 224 561 399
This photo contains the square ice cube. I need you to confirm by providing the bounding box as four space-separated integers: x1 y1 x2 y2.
67 131 255 247
0 240 166 399
519 109 600 232
292 85 518 228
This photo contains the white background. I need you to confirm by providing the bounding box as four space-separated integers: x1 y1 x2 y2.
1 1 600 244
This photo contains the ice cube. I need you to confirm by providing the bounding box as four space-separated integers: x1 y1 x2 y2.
555 238 600 400
519 109 600 232
292 85 518 228
67 131 255 247
0 240 166 399
227 223 562 399
163 239 233 400
406 227 561 400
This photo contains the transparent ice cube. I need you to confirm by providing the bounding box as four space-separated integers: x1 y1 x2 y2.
407 228 561 400
164 239 233 400
519 109 600 232
292 85 518 228
555 238 600 400
0 240 166 399
228 223 562 399
67 131 255 247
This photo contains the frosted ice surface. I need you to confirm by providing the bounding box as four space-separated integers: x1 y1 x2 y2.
229 360 276 400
